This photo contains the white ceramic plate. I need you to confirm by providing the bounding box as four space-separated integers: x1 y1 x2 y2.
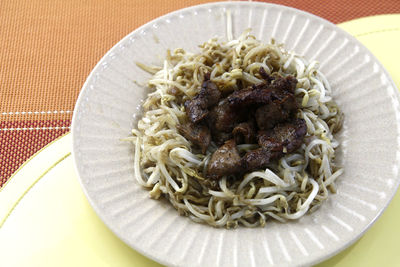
72 2 400 266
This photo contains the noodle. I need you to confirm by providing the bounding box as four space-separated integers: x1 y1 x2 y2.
129 28 343 228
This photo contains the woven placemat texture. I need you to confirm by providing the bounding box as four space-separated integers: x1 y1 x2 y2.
1 0 400 186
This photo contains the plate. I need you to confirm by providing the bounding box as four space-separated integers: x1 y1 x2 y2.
71 2 400 266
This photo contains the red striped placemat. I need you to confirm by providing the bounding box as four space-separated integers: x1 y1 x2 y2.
1 0 400 186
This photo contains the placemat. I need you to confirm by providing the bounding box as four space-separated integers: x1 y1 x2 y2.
1 0 400 186
1 14 400 266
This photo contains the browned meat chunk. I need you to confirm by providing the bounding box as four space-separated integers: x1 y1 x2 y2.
255 91 298 130
241 148 275 171
202 80 221 107
273 118 307 153
184 96 208 123
270 76 298 95
184 79 221 123
255 102 289 130
207 76 297 134
232 121 256 144
242 119 307 171
258 118 307 154
210 130 233 146
257 131 284 152
184 74 306 179
207 99 251 145
208 100 238 132
207 83 273 136
177 123 211 154
207 139 242 179
277 94 298 119
227 84 272 107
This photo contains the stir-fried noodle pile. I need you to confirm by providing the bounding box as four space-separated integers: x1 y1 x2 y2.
129 30 343 228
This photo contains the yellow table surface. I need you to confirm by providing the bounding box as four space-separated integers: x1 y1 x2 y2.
1 14 400 267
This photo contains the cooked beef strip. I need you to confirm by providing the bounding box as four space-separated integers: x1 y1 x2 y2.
255 102 289 130
241 148 275 172
241 119 307 172
208 100 238 133
184 79 221 123
257 130 284 152
207 139 243 179
232 121 256 144
209 76 297 133
277 93 298 114
255 84 298 130
270 75 297 95
207 83 273 139
184 95 208 123
258 118 307 153
210 129 233 146
202 80 221 107
226 83 272 108
182 74 305 179
271 118 307 153
207 105 236 146
177 122 211 154
208 100 254 145
209 119 307 178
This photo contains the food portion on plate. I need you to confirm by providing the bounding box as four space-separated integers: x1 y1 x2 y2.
130 30 343 228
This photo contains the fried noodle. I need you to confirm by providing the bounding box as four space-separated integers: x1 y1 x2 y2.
129 25 343 228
